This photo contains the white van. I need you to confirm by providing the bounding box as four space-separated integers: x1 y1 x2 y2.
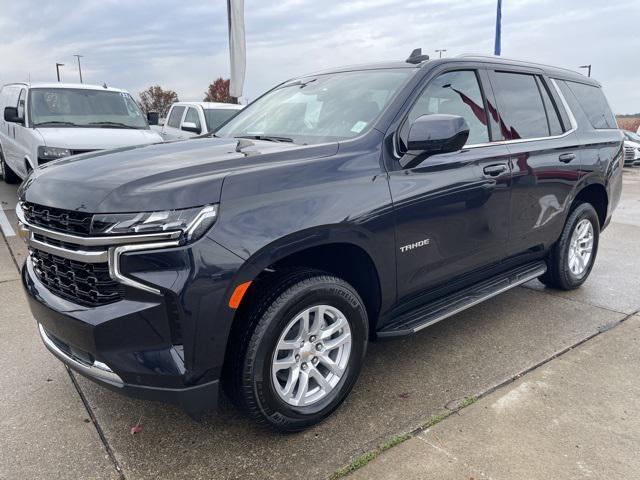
0 83 163 183
156 102 243 141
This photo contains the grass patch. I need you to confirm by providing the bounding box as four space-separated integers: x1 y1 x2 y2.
457 395 476 409
424 411 450 428
330 433 411 479
330 395 478 478
330 451 377 479
380 433 410 451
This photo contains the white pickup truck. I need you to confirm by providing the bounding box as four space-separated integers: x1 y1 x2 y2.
154 102 244 141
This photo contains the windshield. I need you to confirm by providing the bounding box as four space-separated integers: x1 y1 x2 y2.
216 69 413 144
204 108 241 132
625 131 640 142
29 88 149 129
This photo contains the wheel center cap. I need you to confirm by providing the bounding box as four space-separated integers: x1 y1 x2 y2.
300 344 315 360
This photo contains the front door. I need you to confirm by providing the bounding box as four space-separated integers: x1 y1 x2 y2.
161 105 186 141
388 69 512 301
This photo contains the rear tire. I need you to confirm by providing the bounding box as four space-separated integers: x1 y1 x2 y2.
226 268 368 432
539 202 600 290
0 147 20 184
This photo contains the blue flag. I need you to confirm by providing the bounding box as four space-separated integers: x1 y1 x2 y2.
494 0 502 56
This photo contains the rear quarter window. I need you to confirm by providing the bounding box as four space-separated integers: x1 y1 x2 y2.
564 81 616 129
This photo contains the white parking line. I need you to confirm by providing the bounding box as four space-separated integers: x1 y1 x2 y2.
0 208 15 237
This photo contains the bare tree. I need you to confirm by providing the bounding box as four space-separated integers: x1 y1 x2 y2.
204 78 233 103
138 85 179 118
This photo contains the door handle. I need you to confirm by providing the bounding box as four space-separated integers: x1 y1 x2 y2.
559 153 576 163
483 164 508 176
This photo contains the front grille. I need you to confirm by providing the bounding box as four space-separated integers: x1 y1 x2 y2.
624 146 635 166
31 249 123 306
23 202 92 236
70 149 98 156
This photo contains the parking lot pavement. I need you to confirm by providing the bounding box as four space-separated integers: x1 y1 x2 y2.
0 240 120 479
0 169 638 480
350 313 640 480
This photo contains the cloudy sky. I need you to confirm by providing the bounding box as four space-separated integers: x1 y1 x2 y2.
1 0 639 113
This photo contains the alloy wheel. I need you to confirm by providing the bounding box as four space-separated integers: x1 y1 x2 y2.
271 304 352 407
568 218 594 278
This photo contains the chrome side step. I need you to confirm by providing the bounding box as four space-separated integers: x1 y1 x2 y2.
377 260 547 338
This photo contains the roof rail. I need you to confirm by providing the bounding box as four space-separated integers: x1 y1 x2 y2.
456 54 582 76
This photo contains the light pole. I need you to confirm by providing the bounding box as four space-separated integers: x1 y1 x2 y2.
56 63 64 82
435 49 447 59
74 54 84 83
579 64 592 77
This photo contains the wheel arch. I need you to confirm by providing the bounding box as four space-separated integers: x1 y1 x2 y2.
225 228 389 341
572 182 608 229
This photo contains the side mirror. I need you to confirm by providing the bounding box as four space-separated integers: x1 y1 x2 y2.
181 122 201 134
400 114 469 169
4 107 24 125
146 111 159 126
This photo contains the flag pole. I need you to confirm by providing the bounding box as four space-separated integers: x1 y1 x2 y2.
494 0 502 56
227 0 246 104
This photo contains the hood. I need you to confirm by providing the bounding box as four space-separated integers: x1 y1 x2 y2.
36 127 163 150
21 137 338 213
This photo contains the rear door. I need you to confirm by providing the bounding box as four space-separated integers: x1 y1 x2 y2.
161 105 186 141
388 68 512 301
486 69 581 257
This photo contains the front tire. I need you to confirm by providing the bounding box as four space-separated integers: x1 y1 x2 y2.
0 147 20 184
227 269 368 432
539 202 600 290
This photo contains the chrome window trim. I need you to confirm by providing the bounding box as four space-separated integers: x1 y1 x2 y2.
108 240 181 295
38 323 123 387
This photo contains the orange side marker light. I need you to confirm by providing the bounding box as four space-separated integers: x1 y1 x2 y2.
228 281 252 309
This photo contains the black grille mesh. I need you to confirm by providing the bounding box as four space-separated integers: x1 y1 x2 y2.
31 249 123 306
23 203 92 236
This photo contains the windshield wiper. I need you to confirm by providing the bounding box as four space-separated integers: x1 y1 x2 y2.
235 134 294 143
87 121 138 129
33 121 82 127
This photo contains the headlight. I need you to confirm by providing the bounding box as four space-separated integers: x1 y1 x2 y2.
91 204 218 242
37 146 72 161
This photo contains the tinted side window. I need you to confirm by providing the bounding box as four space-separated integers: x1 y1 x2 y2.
536 78 563 136
565 81 616 129
184 107 201 129
492 72 549 139
167 106 185 128
400 70 489 149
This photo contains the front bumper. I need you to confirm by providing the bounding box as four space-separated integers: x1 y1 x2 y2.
21 225 249 415
36 320 219 412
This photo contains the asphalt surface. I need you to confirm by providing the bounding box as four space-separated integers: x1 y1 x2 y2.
0 169 638 479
